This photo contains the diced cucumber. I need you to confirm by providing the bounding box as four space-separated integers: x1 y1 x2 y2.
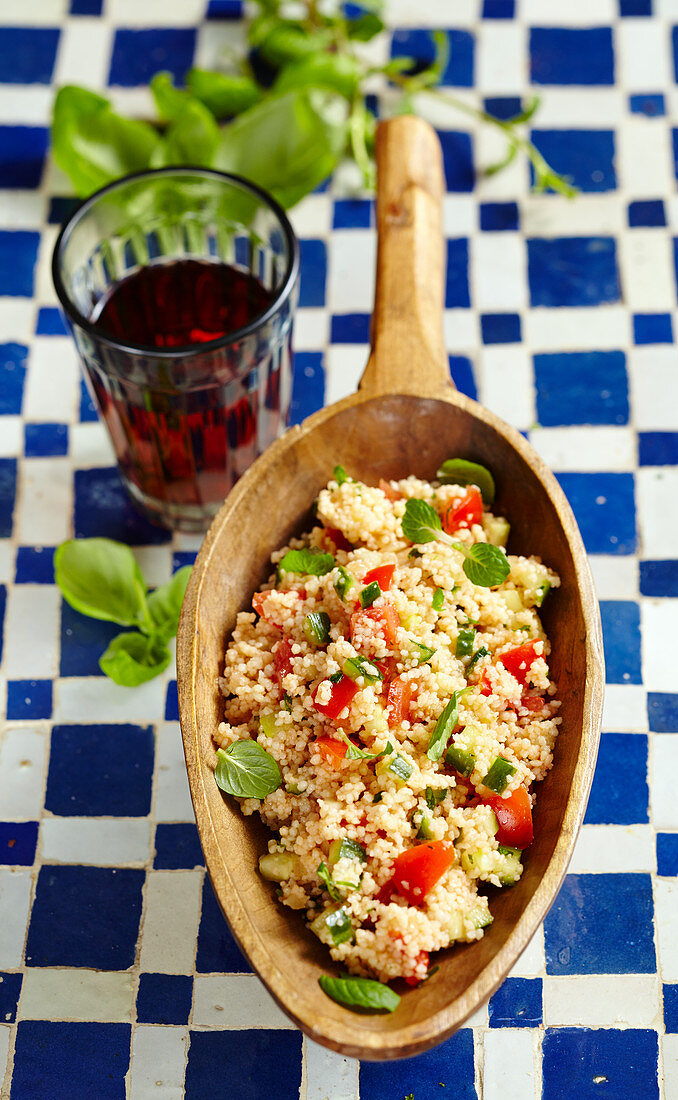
334 565 354 601
258 851 300 882
497 844 523 886
376 753 413 786
285 780 303 794
310 905 354 946
343 655 382 684
304 611 331 646
465 897 493 929
328 838 367 867
259 712 282 738
534 580 551 607
411 810 433 840
400 612 422 632
502 589 523 613
481 756 516 795
448 910 465 942
359 581 381 609
460 848 495 876
445 742 475 778
483 515 510 547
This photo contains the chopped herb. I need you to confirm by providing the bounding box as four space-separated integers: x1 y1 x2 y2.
466 646 489 672
328 838 367 865
411 639 436 666
318 973 400 1013
432 587 445 611
215 740 282 799
334 564 354 601
333 464 349 485
359 580 381 608
408 548 423 559
373 792 383 803
282 692 292 713
426 688 469 761
317 860 343 901
436 458 496 504
303 610 331 646
335 732 393 761
328 670 344 683
343 655 383 685
401 499 510 588
277 547 335 577
455 627 475 658
425 786 447 810
401 497 443 544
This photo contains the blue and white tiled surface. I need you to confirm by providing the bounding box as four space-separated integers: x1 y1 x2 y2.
1 0 678 1096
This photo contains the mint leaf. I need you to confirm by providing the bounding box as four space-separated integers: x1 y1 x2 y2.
55 538 151 630
215 741 282 799
186 68 261 118
99 632 171 686
277 548 335 577
436 458 495 504
335 733 393 761
319 974 400 1013
461 543 510 588
274 54 361 99
427 689 469 761
147 565 192 642
401 498 442 544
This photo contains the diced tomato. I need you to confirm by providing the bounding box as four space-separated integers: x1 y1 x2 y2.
386 840 456 906
312 674 359 720
375 656 398 680
363 564 395 592
521 694 545 712
350 603 400 648
315 735 348 768
404 950 430 986
479 671 492 697
386 676 415 727
273 638 294 696
484 785 533 849
252 592 267 618
379 478 401 502
324 526 352 552
499 641 540 687
442 486 483 533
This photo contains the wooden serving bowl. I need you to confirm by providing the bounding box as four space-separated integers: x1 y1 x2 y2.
177 116 604 1060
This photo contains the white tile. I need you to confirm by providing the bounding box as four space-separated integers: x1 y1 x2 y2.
139 871 202 974
305 1037 359 1100
642 602 678 693
155 723 195 823
325 346 368 405
132 547 173 589
0 192 48 230
388 0 477 24
483 1029 536 1100
588 556 638 601
522 196 625 240
521 0 616 20
510 927 545 978
289 194 332 239
528 88 624 128
20 969 134 1021
0 868 33 968
107 0 204 23
569 825 654 874
465 1001 488 1027
617 121 674 197
0 88 53 126
475 133 529 200
194 17 248 70
601 685 648 732
443 309 478 352
33 226 60 306
327 231 376 313
0 417 22 458
617 20 670 91
68 422 115 469
651 735 678 831
662 1035 678 1100
23 338 80 423
442 196 476 237
619 230 675 312
637 469 678 558
53 19 111 90
0 301 35 343
655 878 678 980
294 309 329 351
3 586 60 679
628 347 678 430
15 458 72 546
0 727 48 819
129 1026 189 1100
470 235 528 311
0 0 66 22
543 974 660 1028
529 428 636 472
476 23 526 93
0 1026 9 1091
478 346 534 431
53 675 166 724
192 974 293 1028
0 542 13 584
525 306 629 351
40 818 151 866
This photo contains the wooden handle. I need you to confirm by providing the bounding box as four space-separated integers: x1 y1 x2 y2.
359 115 451 397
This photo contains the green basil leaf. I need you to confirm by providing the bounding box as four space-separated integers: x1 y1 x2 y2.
147 565 192 641
466 645 489 673
411 639 436 666
156 98 220 167
186 68 261 118
317 861 342 902
215 740 282 799
432 587 445 611
274 54 361 99
401 498 442 544
426 688 468 762
319 974 400 1013
99 632 171 686
334 464 348 485
55 538 150 629
436 458 495 504
346 11 384 40
277 548 335 577
335 733 393 761
257 22 331 67
462 543 510 588
425 786 447 810
150 71 193 122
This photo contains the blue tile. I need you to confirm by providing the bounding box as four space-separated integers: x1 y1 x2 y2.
173 550 197 571
6 680 52 720
527 237 620 307
530 130 615 192
483 0 514 15
0 821 38 865
628 198 666 226
0 230 39 296
542 1028 658 1100
544 873 655 974
74 468 171 545
390 28 474 87
534 351 628 427
556 473 636 555
46 724 154 817
36 307 68 336
479 201 519 231
488 977 542 1028
449 355 477 401
438 131 474 192
12 1021 130 1100
639 431 678 465
640 560 678 597
15 546 55 584
446 238 470 307
484 96 523 120
48 195 80 225
359 1030 476 1099
165 679 179 721
648 693 678 732
0 457 17 537
657 835 678 877
70 0 104 12
332 199 373 229
0 343 28 414
0 27 60 84
0 585 5 667
481 313 521 344
108 28 196 86
59 600 121 677
206 0 243 16
298 238 326 307
600 600 642 684
633 313 673 344
585 733 648 824
630 93 665 116
26 865 144 969
290 350 325 426
185 1030 302 1100
79 378 98 422
330 313 370 343
665 985 678 1032
0 971 22 1023
196 877 252 973
154 823 204 869
530 27 614 85
621 0 652 10
137 973 193 1025
0 125 48 188
24 423 69 458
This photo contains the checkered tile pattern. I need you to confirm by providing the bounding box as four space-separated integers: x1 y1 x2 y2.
1 1 677 1096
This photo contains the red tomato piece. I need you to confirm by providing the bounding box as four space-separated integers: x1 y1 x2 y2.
404 949 430 986
324 526 352 552
485 785 533 849
388 840 456 906
315 736 348 768
379 478 401 502
312 674 359 720
386 676 415 727
273 638 294 695
521 694 545 712
252 591 266 618
350 604 400 648
363 564 395 592
479 671 492 697
442 486 483 533
499 641 540 687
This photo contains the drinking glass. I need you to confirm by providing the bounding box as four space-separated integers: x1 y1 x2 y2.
52 167 299 532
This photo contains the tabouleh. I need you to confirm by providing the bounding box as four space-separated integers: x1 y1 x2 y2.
214 460 561 995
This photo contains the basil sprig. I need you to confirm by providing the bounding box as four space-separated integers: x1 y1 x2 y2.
215 740 282 799
319 974 401 1013
436 458 496 504
401 499 510 588
426 688 469 762
277 547 335 577
335 733 393 762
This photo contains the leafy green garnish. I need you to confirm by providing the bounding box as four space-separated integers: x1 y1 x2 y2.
401 498 443 544
335 732 393 762
215 740 282 799
359 581 381 608
411 639 436 666
147 566 193 640
401 500 510 588
455 627 476 659
425 786 447 810
99 633 171 687
436 458 496 504
426 689 469 762
343 655 383 685
317 860 343 901
466 646 490 673
334 464 349 485
277 548 335 577
462 543 511 587
319 974 400 1013
432 587 445 611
